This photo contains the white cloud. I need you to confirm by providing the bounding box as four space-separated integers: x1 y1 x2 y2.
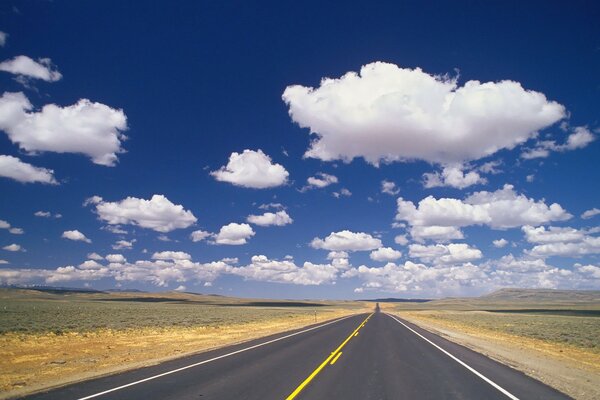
215 223 255 245
423 165 486 189
396 184 571 231
9 227 23 234
381 180 399 195
211 149 288 188
526 174 535 183
522 225 585 244
105 254 126 263
62 230 91 243
258 203 285 210
152 251 192 261
87 252 103 261
311 230 382 251
527 236 600 258
247 210 293 226
581 208 600 219
175 285 187 292
34 211 61 218
0 260 8 264
333 188 352 198
283 62 565 166
0 220 8 229
478 160 502 175
521 126 595 159
493 238 508 248
409 243 482 265
3 244 23 252
112 239 134 250
394 234 408 246
0 92 128 166
0 56 62 82
91 194 197 233
190 230 212 242
306 172 338 188
0 155 57 184
0 32 7 47
231 255 338 285
370 247 402 262
410 225 464 243
327 251 351 269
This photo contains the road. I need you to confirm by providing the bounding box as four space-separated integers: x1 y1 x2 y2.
23 312 571 400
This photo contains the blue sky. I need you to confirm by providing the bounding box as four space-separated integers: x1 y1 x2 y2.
0 1 599 299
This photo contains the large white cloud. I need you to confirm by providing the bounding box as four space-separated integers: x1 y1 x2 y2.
152 251 192 261
396 185 571 235
247 210 293 226
0 56 62 82
215 223 255 245
0 92 128 166
311 230 382 251
522 225 585 244
89 195 197 233
62 230 91 243
211 149 289 188
231 255 338 285
409 243 482 265
0 155 57 184
370 247 402 262
283 62 566 165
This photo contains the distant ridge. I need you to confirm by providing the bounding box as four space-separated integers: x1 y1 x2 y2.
483 288 600 302
360 298 431 303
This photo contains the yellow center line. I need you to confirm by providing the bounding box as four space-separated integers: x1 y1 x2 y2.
330 352 343 365
285 313 373 400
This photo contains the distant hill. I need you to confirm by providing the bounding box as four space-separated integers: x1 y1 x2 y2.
482 288 600 302
361 298 431 303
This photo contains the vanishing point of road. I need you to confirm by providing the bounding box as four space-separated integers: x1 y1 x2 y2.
23 312 571 400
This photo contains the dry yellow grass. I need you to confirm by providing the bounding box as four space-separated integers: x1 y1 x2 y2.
393 310 600 400
1 308 363 399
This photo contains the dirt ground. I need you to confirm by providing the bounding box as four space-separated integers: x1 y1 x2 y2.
394 311 600 400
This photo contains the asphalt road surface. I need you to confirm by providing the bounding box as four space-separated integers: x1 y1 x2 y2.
23 312 571 400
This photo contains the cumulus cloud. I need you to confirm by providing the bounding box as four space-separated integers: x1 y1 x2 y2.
394 234 409 246
90 195 197 233
0 56 62 82
247 210 293 226
62 230 91 243
423 165 486 189
522 225 585 244
0 32 7 47
215 223 255 245
527 234 600 258
258 203 285 210
521 126 595 159
409 243 482 265
581 208 600 220
190 230 212 242
0 220 23 235
396 185 571 238
333 188 352 198
409 226 464 243
9 228 23 234
381 180 399 195
311 230 382 251
105 254 126 263
34 210 61 218
493 238 508 248
283 62 566 166
306 172 338 188
87 252 103 261
152 251 192 261
370 247 402 262
231 255 338 285
0 155 57 184
0 92 128 166
112 239 134 250
211 149 288 188
3 244 23 252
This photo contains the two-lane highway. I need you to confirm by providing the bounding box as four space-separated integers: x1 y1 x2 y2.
23 312 571 400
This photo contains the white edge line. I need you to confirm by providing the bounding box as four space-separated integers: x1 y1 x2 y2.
386 313 520 400
76 314 357 400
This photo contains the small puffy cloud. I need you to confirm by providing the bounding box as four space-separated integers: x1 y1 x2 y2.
333 188 352 198
175 285 186 292
112 239 135 250
0 92 128 166
3 244 23 252
0 32 7 47
87 252 103 261
0 56 62 82
381 180 399 195
211 149 289 188
522 225 585 244
581 208 600 220
306 172 337 188
370 247 402 262
0 259 8 264
478 160 502 175
9 227 23 234
0 155 57 184
247 210 293 226
231 255 338 285
34 211 61 218
394 234 408 246
152 251 192 261
409 243 482 265
258 203 285 210
215 223 255 245
396 184 571 231
283 62 565 166
526 174 535 183
410 225 464 243
190 230 212 242
493 238 509 248
62 230 91 243
521 126 595 159
311 230 382 251
105 254 126 263
0 220 8 229
91 194 197 233
423 165 486 189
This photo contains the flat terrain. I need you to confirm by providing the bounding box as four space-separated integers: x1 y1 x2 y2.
21 312 569 400
0 289 365 399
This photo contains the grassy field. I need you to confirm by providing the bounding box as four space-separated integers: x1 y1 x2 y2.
0 288 367 399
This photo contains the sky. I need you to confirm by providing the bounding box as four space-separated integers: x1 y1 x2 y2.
0 0 599 299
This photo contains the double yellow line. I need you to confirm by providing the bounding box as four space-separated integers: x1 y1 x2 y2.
285 313 373 400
